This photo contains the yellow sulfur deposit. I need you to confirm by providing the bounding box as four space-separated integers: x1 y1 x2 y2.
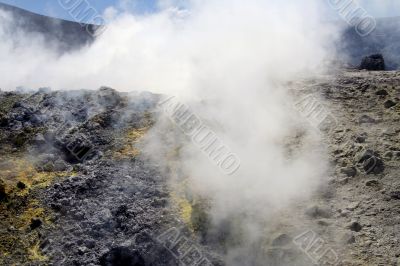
0 156 72 264
113 127 149 159
28 241 47 262
0 159 72 196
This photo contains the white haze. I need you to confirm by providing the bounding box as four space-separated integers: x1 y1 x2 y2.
0 0 339 264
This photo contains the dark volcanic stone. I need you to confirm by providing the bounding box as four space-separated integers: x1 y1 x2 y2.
340 167 357 177
359 54 385 71
375 89 388 96
30 218 42 230
358 150 384 174
384 100 397 108
389 191 400 200
365 180 380 187
16 181 26 190
359 115 375 124
348 221 362 232
305 206 332 219
99 247 145 266
0 112 8 127
0 179 7 201
355 135 366 143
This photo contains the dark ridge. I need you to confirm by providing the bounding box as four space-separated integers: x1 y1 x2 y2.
0 2 99 52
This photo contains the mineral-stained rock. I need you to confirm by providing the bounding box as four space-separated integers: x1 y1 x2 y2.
360 54 385 71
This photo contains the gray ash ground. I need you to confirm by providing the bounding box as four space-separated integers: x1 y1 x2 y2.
1 69 400 266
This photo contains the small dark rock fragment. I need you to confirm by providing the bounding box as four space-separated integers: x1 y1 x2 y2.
17 181 26 190
99 247 145 266
358 150 384 174
389 191 400 200
384 100 397 109
355 135 366 143
375 89 388 96
383 151 393 160
359 115 375 124
0 112 8 127
0 179 7 201
359 54 385 71
340 167 357 177
305 206 332 219
365 180 380 187
30 218 42 230
85 240 96 249
347 221 362 232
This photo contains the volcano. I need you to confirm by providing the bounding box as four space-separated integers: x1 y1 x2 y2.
0 2 97 52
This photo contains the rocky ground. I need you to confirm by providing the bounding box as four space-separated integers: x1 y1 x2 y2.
0 69 399 266
285 69 400 266
0 88 220 265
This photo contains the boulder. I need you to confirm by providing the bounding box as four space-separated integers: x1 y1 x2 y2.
358 150 384 174
359 54 385 71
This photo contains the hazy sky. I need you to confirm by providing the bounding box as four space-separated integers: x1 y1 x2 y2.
0 0 399 22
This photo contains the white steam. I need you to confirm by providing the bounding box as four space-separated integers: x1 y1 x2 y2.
1 0 338 264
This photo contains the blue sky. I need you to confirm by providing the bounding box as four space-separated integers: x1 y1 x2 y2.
0 0 158 21
0 0 399 22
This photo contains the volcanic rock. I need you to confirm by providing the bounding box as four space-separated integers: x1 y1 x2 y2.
340 167 357 177
359 115 375 124
0 179 7 201
99 247 145 266
384 100 397 108
30 218 42 230
347 221 362 232
305 206 332 219
358 150 385 174
375 89 389 96
389 191 400 200
359 54 385 71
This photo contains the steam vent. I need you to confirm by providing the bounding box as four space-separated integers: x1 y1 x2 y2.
1 1 400 266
